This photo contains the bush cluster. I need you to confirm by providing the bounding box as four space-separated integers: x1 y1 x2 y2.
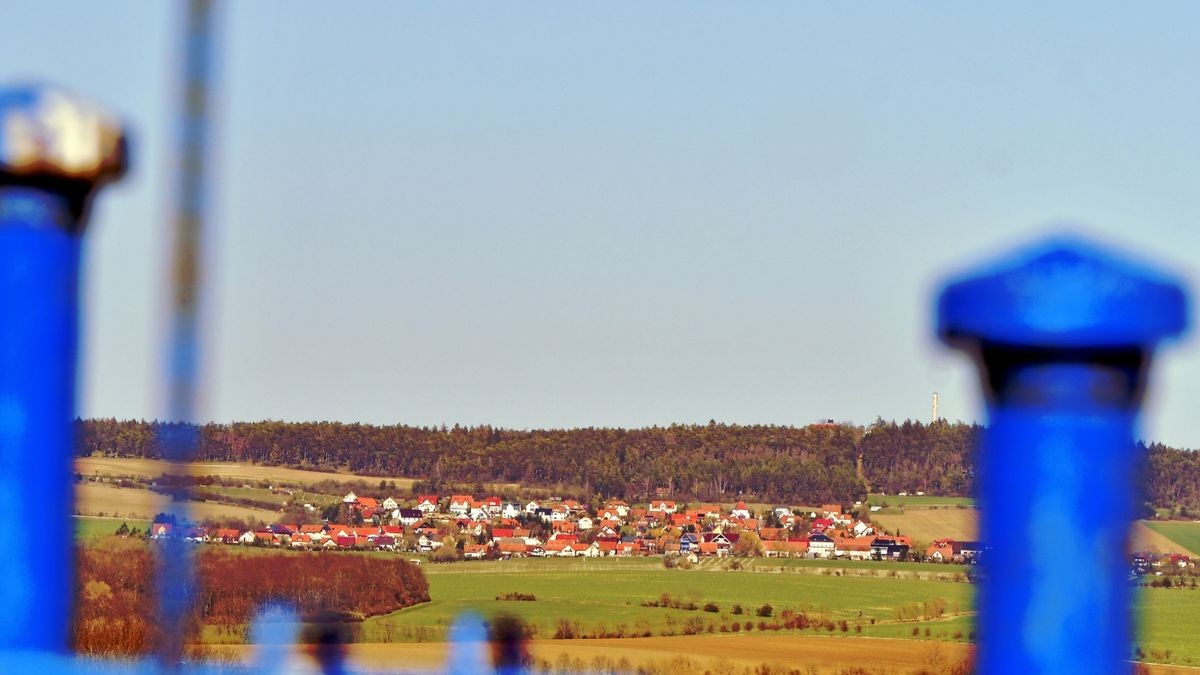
495 592 537 602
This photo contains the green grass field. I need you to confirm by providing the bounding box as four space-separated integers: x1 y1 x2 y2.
1136 586 1200 666
365 558 1199 667
198 485 338 509
72 524 1200 668
1142 521 1200 556
868 493 975 508
362 557 975 643
738 556 968 575
75 516 150 541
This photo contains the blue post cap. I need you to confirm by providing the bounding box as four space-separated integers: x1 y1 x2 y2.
938 235 1188 349
0 83 128 226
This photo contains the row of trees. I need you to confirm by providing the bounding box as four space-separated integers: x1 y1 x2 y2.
76 417 1200 508
74 538 429 655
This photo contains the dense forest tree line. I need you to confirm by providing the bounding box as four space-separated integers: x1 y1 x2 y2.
76 418 1200 508
74 539 429 655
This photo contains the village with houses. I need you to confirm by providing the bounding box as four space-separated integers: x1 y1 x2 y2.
138 490 1003 565
122 485 1200 583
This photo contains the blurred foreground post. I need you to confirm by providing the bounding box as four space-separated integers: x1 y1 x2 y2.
938 237 1188 674
158 0 216 666
0 85 127 652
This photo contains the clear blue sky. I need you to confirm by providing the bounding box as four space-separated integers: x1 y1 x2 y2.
5 3 1200 446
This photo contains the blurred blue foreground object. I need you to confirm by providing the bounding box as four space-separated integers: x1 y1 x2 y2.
938 236 1189 674
0 84 127 654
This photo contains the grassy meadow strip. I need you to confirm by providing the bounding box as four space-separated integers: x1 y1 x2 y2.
1143 521 1200 557
362 557 975 644
76 516 151 541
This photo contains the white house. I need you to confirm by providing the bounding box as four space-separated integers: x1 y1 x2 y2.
577 516 594 530
238 530 257 545
418 534 444 552
731 502 751 519
395 509 422 526
547 542 578 557
502 502 522 519
449 495 473 516
835 539 873 560
416 495 439 514
807 533 835 558
852 521 874 537
650 500 677 514
524 500 541 514
605 501 630 518
381 497 399 511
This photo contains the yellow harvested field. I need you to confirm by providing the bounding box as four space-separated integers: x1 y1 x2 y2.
76 456 416 488
75 483 279 522
218 635 975 673
871 512 1187 556
354 635 975 673
219 637 1192 674
871 507 978 542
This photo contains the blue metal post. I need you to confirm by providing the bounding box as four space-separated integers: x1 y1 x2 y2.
938 237 1188 674
0 85 127 653
158 1 216 666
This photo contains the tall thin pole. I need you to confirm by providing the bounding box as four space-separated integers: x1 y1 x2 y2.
158 0 216 666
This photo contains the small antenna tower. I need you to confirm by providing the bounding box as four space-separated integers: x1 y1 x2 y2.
931 392 940 423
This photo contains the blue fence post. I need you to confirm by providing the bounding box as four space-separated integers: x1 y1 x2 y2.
0 85 127 654
937 236 1188 674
